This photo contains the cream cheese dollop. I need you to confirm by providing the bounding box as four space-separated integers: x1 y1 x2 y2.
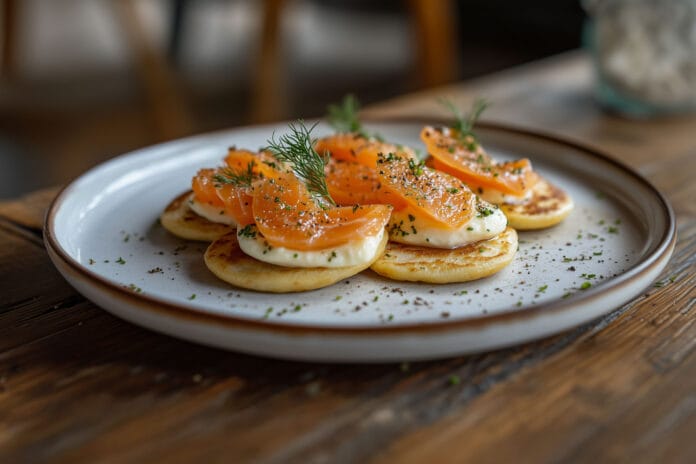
187 193 236 226
238 225 385 268
387 202 507 248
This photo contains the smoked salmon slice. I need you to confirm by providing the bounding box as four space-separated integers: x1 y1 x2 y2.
315 133 417 168
191 149 284 226
191 168 224 208
421 126 538 197
252 172 392 251
324 151 476 230
374 153 475 229
325 158 389 206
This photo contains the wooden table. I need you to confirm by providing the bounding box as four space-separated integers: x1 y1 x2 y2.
1 52 694 463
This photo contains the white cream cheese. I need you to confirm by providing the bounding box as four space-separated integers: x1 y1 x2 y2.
387 203 507 248
475 187 532 205
187 193 236 226
238 226 385 268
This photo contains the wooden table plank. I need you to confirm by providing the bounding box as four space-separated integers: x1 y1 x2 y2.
0 215 641 463
1 52 694 463
0 217 581 462
0 188 58 230
371 223 695 464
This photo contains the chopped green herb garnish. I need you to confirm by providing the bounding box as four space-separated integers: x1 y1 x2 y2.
537 285 548 293
238 224 257 238
580 282 592 290
116 257 126 265
188 294 196 300
127 284 142 293
448 375 461 386
477 206 494 218
408 158 425 177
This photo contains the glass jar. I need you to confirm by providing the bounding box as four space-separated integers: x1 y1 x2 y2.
583 0 696 116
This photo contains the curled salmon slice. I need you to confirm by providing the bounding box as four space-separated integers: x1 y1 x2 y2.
325 158 398 206
192 168 224 208
224 148 284 179
215 183 255 226
421 126 538 197
315 133 417 168
374 153 475 229
253 172 392 251
324 153 477 229
192 149 285 225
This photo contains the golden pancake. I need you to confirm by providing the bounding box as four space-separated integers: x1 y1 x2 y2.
204 232 388 293
371 226 517 283
501 178 573 230
160 191 233 242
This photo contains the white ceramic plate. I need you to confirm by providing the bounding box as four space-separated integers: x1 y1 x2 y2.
45 120 675 362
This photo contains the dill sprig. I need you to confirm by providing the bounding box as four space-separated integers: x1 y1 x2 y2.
265 120 336 206
327 94 364 135
213 161 256 187
438 98 489 141
326 94 382 140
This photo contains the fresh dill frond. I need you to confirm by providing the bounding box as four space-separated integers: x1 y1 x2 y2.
327 94 364 135
326 94 383 140
213 161 256 187
266 121 336 206
438 97 489 141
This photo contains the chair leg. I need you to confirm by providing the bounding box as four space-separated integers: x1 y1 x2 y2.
167 0 188 65
1 0 18 79
250 0 286 123
407 0 458 87
111 0 194 141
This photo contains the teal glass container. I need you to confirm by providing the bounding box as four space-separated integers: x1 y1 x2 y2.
583 0 696 117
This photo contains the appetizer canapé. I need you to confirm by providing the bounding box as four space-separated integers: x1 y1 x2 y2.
422 100 573 230
317 96 517 283
203 122 391 292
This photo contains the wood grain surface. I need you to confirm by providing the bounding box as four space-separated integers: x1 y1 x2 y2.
1 52 694 464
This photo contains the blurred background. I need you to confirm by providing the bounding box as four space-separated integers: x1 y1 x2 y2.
0 0 584 198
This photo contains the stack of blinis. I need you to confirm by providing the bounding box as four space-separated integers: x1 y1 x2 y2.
161 99 573 293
